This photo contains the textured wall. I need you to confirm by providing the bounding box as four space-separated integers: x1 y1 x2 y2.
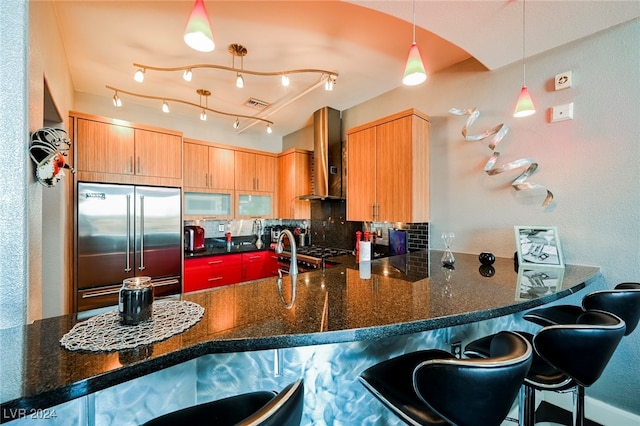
0 0 28 329
342 19 640 415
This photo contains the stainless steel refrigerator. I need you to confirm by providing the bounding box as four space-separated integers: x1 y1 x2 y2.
76 182 182 312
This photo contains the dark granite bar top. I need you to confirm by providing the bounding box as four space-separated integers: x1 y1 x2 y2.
0 251 599 421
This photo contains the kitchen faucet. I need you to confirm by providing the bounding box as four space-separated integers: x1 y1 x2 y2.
276 229 298 276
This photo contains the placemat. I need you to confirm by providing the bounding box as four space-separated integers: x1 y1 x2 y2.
60 300 204 352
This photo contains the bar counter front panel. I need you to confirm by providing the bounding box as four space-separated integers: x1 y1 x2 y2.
1 251 600 424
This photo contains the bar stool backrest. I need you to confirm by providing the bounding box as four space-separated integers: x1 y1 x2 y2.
240 379 304 426
533 310 626 388
413 331 532 426
582 282 640 336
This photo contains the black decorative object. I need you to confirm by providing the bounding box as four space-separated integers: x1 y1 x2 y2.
479 265 496 277
479 252 495 266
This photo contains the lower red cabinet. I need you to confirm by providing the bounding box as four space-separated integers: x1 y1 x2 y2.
184 251 280 293
184 254 242 293
242 251 280 282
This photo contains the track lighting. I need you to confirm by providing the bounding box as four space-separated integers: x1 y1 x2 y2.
106 85 274 131
134 68 145 83
133 44 337 92
267 124 272 134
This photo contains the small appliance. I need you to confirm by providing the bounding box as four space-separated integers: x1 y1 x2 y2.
184 225 206 252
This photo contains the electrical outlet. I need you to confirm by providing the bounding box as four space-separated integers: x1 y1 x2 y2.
555 71 572 90
218 224 225 232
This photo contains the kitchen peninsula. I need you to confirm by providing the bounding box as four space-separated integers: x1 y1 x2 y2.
1 252 600 424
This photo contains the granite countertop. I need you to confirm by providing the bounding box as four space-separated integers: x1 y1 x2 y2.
0 251 599 419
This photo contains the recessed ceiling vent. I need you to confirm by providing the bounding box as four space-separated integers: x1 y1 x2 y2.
244 97 270 109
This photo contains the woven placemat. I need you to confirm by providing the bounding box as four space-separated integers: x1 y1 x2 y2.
60 300 204 352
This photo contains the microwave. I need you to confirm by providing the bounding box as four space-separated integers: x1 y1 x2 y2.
184 192 231 217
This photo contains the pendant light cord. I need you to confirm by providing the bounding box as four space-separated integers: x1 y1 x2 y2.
521 0 526 85
412 0 417 43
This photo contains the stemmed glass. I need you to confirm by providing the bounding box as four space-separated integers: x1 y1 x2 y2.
441 232 455 266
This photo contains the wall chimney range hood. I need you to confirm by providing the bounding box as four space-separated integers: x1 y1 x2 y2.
299 107 343 200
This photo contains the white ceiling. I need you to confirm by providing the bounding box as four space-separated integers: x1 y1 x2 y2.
51 0 639 139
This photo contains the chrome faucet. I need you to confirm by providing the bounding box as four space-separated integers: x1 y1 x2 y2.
276 229 298 276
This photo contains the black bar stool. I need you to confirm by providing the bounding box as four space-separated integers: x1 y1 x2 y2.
464 310 627 426
359 331 532 426
141 379 303 426
524 282 640 335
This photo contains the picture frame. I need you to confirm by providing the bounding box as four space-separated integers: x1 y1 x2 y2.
516 266 565 301
514 226 564 268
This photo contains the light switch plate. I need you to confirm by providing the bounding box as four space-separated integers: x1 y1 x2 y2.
551 102 574 122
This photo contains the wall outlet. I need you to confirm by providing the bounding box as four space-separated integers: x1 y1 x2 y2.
555 71 572 90
218 224 225 232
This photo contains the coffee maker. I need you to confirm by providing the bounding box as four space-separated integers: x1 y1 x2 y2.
184 225 206 252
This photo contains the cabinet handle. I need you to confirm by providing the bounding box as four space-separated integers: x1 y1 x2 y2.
138 195 146 271
208 260 223 265
129 157 134 174
137 156 141 174
205 173 209 187
248 255 261 260
376 204 380 221
208 277 223 282
125 195 132 272
371 204 375 221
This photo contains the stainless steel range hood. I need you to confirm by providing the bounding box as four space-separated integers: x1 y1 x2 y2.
299 107 343 200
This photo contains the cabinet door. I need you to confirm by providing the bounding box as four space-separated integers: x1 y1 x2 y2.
77 119 134 175
376 116 413 222
183 142 209 188
208 146 235 190
277 151 311 219
346 127 377 221
134 129 182 179
242 252 267 281
254 154 276 192
234 151 256 191
184 258 212 293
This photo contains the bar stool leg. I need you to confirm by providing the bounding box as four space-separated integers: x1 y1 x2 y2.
523 385 536 426
575 386 585 426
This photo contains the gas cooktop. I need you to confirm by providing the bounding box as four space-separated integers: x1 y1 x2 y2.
296 246 353 259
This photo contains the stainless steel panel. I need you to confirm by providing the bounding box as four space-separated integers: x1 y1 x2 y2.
77 183 135 289
134 186 182 279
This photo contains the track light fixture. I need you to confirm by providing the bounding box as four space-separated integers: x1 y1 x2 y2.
162 100 170 113
133 43 338 91
233 117 240 129
106 85 274 131
134 68 145 83
112 91 122 107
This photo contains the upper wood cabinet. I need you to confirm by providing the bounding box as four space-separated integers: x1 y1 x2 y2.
134 128 182 179
72 113 182 186
234 151 276 192
76 118 134 175
277 149 312 219
346 109 430 223
183 140 235 191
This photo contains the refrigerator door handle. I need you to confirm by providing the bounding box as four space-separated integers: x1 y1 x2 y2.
139 195 146 271
125 195 132 272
